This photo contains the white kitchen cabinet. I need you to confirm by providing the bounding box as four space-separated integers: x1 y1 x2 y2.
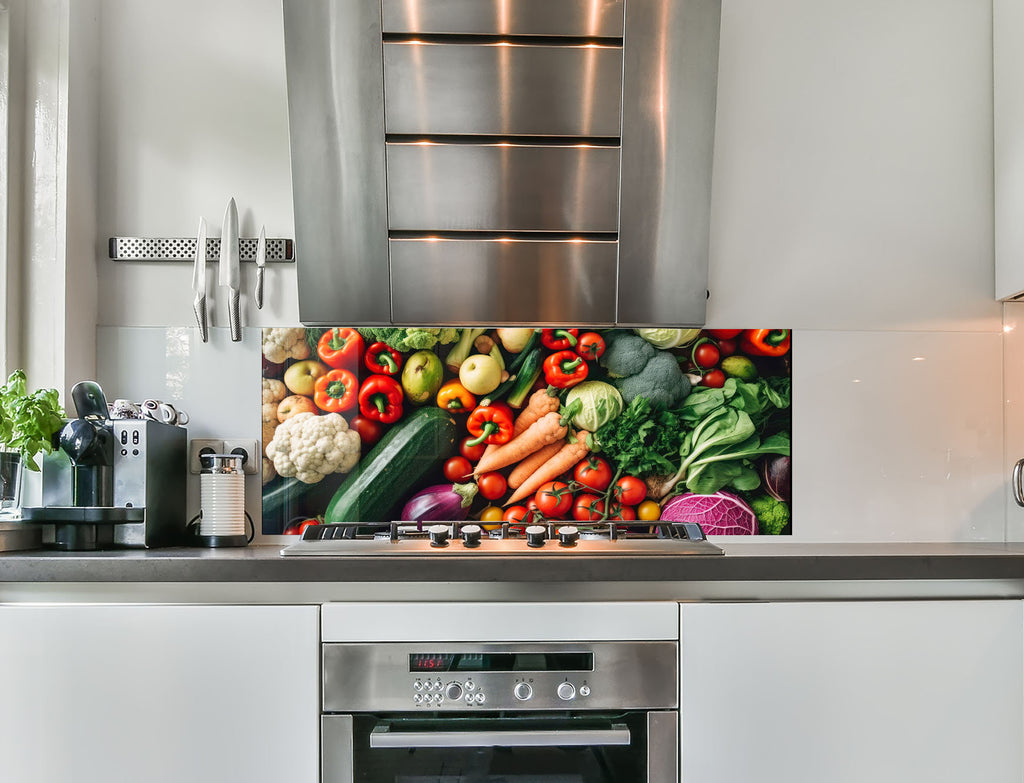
680 600 1023 783
0 604 319 783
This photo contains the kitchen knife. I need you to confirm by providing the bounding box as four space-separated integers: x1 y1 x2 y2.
192 216 209 342
219 197 241 342
254 224 266 310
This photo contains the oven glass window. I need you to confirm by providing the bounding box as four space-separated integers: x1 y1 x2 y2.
345 713 648 783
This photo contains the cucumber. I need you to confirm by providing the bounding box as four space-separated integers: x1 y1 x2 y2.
324 406 458 524
506 348 543 408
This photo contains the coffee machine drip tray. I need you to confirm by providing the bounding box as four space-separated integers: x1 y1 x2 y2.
20 506 145 551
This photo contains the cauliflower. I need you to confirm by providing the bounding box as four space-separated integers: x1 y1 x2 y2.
262 378 287 405
261 402 279 456
263 327 311 364
265 412 360 484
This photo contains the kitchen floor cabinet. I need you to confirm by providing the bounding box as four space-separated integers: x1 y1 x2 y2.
0 604 319 783
679 600 1023 783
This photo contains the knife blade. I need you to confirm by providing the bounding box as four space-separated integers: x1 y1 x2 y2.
219 197 241 341
254 224 266 310
192 216 209 342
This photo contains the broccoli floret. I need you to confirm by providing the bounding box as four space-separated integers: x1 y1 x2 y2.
600 332 656 378
614 351 689 408
357 328 457 353
749 494 790 535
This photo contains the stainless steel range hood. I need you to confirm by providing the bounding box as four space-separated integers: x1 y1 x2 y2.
283 0 721 327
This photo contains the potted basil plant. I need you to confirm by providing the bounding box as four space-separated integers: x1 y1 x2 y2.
0 370 65 516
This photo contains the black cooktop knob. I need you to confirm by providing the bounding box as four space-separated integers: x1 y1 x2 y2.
428 524 450 548
557 525 579 547
525 524 547 548
461 524 482 548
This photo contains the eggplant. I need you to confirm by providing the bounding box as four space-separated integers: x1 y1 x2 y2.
400 483 478 523
761 455 791 502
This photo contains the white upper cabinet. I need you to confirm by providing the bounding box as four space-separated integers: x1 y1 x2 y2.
996 0 1024 300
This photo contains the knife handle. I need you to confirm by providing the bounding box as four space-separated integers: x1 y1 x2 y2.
229 289 241 342
255 267 265 310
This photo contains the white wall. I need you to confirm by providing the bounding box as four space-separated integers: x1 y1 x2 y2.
91 0 1005 543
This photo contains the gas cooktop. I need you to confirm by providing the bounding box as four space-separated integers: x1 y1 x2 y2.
279 521 724 557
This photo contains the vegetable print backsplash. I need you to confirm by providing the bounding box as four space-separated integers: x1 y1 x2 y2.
261 327 792 536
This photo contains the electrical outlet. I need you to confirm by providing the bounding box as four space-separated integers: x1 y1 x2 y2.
189 439 224 474
223 439 260 475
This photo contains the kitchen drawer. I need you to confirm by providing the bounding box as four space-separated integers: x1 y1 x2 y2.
389 238 617 324
381 0 625 37
385 142 621 232
384 42 623 137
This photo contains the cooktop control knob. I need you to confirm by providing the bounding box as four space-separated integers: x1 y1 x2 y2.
557 682 576 701
445 682 463 701
461 524 482 548
525 524 547 548
514 682 533 701
557 525 579 547
428 524 450 547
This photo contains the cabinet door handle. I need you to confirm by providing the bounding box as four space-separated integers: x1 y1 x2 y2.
1013 458 1024 507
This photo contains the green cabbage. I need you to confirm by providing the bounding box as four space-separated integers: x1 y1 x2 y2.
634 328 701 350
565 381 623 432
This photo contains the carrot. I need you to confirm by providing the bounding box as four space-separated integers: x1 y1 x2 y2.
507 442 563 489
474 411 567 475
477 388 559 465
505 430 590 506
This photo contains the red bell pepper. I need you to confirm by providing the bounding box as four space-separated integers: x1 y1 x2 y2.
540 329 579 350
313 368 359 413
317 328 364 369
465 404 514 447
364 341 403 375
542 350 589 389
358 374 404 424
739 329 791 357
576 332 606 361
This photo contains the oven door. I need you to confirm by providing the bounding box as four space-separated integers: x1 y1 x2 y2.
323 711 677 783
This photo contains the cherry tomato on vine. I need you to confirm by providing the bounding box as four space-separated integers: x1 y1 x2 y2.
573 493 605 522
443 456 473 482
459 436 487 463
637 500 661 521
701 369 726 388
503 505 533 525
693 341 721 369
613 475 647 507
477 472 507 501
607 504 637 521
349 415 384 447
534 481 574 518
573 456 613 492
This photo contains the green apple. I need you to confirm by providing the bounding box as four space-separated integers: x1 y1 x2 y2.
401 350 444 405
283 359 328 396
459 353 502 396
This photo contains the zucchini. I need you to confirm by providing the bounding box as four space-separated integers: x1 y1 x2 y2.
324 406 458 524
506 348 543 408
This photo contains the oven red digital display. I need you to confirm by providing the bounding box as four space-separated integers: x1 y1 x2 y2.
410 654 455 672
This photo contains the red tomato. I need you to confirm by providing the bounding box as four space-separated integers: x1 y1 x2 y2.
477 472 507 501
573 493 605 522
701 369 726 388
613 475 647 506
284 518 320 535
534 481 574 519
576 332 606 361
608 504 637 521
573 456 613 492
693 342 721 369
459 436 487 462
503 505 533 525
717 338 737 357
706 329 743 339
349 415 383 447
443 456 473 482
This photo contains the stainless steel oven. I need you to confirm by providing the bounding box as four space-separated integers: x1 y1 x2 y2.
321 640 678 783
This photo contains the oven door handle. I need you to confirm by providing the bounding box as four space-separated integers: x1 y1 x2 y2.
369 723 631 748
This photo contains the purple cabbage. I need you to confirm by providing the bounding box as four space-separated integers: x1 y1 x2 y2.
400 483 477 524
660 491 758 535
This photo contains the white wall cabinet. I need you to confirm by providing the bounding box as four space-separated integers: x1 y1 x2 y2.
0 604 319 783
680 600 1023 783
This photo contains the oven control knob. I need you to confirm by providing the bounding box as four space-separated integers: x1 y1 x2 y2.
445 682 463 701
428 524 450 547
461 524 482 548
557 525 579 547
557 682 576 701
525 524 547 548
514 682 533 701
579 685 591 697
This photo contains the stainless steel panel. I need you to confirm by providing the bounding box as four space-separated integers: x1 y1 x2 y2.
322 641 678 712
389 238 617 324
647 711 679 783
384 42 622 137
321 715 354 783
386 143 620 232
382 0 625 37
617 0 721 326
369 724 631 748
284 0 392 326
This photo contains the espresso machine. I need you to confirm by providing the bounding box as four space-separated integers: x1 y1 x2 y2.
22 381 187 550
